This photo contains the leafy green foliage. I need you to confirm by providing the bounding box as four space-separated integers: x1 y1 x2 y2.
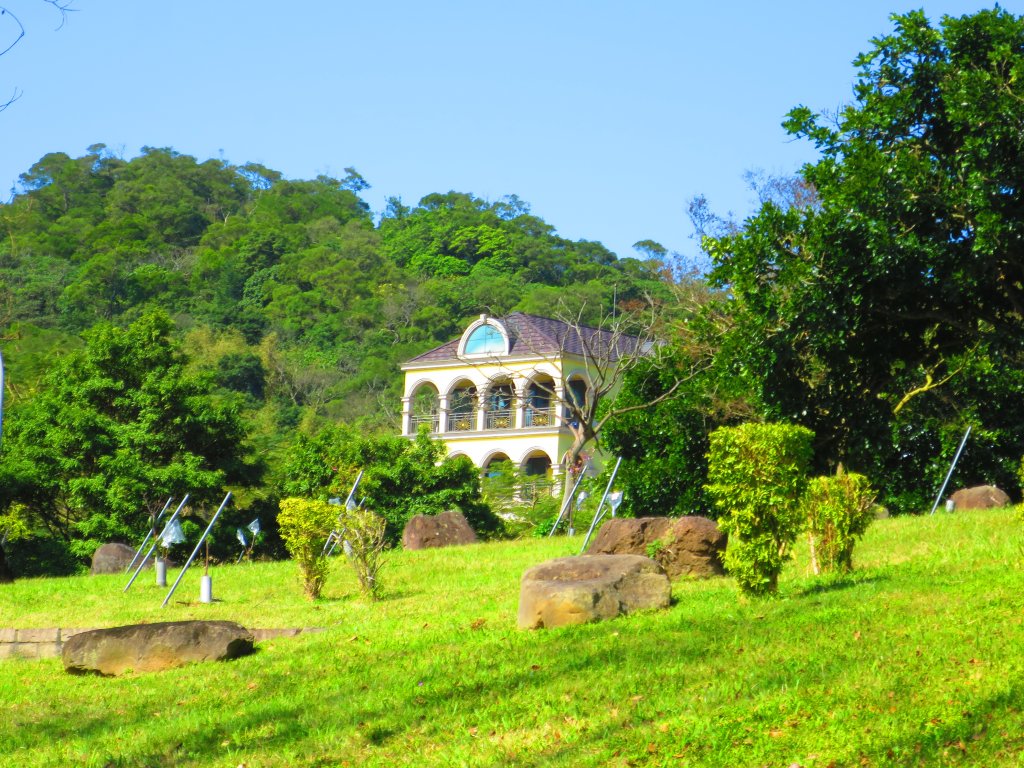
0 143 672 566
603 336 728 517
0 310 255 559
706 422 814 596
802 469 877 574
276 496 338 600
340 505 388 601
282 425 497 543
704 9 1024 512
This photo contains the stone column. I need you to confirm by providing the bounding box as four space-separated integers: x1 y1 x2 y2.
476 398 487 432
438 395 449 434
514 382 527 429
401 396 412 436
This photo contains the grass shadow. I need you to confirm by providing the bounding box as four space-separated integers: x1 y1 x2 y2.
789 571 889 598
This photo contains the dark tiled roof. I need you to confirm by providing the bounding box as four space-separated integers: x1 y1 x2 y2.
404 312 642 364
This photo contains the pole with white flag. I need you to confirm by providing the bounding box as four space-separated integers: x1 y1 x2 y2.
125 497 174 574
162 492 231 608
124 495 189 592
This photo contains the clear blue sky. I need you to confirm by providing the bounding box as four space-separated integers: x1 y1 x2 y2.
0 1 1010 262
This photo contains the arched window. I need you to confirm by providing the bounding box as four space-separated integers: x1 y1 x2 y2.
464 324 506 355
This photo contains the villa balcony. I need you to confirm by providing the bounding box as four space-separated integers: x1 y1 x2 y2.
406 405 564 436
524 406 556 427
411 414 439 432
448 413 476 432
485 409 514 430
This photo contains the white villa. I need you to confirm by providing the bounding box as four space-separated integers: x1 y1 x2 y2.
400 312 636 488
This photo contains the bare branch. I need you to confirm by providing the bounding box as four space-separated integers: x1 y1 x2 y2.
1 1 75 111
0 86 20 113
0 6 26 58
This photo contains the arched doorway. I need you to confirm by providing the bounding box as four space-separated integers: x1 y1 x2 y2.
520 450 554 501
524 374 555 427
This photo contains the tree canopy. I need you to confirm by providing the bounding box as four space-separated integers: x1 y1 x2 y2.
0 309 255 557
704 8 1024 510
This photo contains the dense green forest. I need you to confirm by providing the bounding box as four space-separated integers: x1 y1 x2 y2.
0 145 671 573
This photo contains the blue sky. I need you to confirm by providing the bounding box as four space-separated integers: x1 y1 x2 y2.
0 1 1011 262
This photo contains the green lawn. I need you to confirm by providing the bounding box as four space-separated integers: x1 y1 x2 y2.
1 509 1022 767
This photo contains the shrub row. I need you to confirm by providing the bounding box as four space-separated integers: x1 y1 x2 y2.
706 422 876 597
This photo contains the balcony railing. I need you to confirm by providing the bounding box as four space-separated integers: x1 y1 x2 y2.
485 409 514 430
407 405 564 434
524 406 556 427
448 413 476 432
411 414 439 432
519 478 555 502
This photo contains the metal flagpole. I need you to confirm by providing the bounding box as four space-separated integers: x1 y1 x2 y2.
162 492 231 607
324 471 362 555
929 426 972 515
125 497 174 573
124 495 189 592
548 463 589 537
580 457 623 552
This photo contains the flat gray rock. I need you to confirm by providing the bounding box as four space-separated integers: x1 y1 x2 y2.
62 620 254 676
518 554 670 630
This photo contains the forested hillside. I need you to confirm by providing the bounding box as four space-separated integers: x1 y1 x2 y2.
0 145 664 417
3 146 675 417
0 145 671 572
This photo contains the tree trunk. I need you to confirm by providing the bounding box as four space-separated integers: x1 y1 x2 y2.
559 426 595 513
0 545 14 583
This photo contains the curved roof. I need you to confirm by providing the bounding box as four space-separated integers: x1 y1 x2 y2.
404 312 643 365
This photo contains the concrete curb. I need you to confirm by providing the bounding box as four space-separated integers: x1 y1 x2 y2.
0 626 326 660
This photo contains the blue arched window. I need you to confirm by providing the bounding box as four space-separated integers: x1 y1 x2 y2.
464 324 505 355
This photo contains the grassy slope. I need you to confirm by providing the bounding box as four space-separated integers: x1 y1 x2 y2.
0 509 1022 767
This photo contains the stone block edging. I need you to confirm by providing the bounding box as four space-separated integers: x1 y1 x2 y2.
0 626 325 660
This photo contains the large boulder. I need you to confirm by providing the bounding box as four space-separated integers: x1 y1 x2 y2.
518 554 671 630
402 510 478 550
91 542 151 575
587 516 726 579
950 485 1011 510
62 620 255 676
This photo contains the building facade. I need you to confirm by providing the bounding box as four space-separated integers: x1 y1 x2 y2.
400 312 629 487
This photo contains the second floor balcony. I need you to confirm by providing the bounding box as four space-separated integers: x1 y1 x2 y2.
403 403 562 437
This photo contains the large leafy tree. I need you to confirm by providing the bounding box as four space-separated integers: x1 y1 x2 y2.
706 8 1024 510
0 309 256 558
